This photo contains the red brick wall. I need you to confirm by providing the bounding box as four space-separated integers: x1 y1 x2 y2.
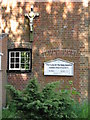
1 2 89 101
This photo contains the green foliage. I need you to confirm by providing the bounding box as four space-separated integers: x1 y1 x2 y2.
2 103 18 118
5 78 78 119
73 100 89 118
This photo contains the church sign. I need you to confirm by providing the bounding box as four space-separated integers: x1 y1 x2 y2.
44 58 74 76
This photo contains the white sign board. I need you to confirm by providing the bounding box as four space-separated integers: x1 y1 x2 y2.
44 58 74 76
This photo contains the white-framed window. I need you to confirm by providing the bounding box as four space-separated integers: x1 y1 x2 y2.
8 49 32 72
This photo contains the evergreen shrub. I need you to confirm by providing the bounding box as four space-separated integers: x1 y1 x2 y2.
5 78 78 119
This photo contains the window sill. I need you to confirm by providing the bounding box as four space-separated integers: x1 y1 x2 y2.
7 70 31 73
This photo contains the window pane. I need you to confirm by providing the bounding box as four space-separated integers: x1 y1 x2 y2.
11 58 14 62
26 52 29 57
25 64 29 70
11 52 14 57
16 58 19 62
21 64 25 68
21 58 25 63
11 64 14 68
28 58 30 62
28 52 30 57
26 58 30 63
15 64 19 68
25 58 29 63
21 52 26 57
16 52 19 57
